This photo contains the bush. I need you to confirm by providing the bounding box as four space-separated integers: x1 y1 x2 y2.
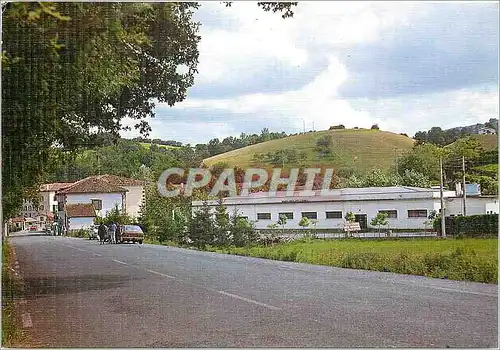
434 214 498 236
329 124 345 130
69 229 88 238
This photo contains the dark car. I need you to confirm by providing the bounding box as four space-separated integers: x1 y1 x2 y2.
118 225 144 244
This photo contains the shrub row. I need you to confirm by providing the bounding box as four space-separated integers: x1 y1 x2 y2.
434 214 498 236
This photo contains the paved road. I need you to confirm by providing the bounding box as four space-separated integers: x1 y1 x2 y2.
8 232 498 348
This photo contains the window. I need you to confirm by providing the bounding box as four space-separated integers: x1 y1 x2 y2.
257 213 271 220
279 212 294 220
40 217 45 222
40 205 44 211
408 209 427 218
326 211 343 219
52 205 58 213
40 196 44 202
301 212 317 219
379 210 397 219
91 199 102 210
58 201 64 211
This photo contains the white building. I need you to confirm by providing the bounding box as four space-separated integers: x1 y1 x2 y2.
19 182 73 230
65 203 97 231
192 186 498 231
56 174 145 231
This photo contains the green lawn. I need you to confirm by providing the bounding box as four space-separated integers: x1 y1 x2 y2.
214 238 498 284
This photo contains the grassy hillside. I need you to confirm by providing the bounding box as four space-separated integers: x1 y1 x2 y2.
469 134 498 151
203 129 415 174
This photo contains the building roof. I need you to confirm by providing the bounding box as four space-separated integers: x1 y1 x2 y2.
246 186 439 198
94 174 145 187
193 186 458 207
40 182 74 192
11 217 25 223
58 175 128 194
66 203 96 218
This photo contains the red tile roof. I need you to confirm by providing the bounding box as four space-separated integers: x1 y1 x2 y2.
95 174 145 187
66 204 96 218
40 182 74 192
11 217 25 223
58 176 128 194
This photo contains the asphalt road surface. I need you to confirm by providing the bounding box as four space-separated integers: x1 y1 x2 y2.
8 232 498 348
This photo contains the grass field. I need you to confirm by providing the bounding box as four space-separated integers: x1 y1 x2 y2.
213 238 498 284
203 129 415 174
469 134 498 151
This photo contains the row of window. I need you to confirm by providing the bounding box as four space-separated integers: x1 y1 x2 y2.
255 209 428 220
23 205 44 211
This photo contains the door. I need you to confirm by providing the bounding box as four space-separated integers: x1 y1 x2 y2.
354 214 367 229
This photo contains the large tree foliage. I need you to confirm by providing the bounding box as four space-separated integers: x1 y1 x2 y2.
1 1 297 219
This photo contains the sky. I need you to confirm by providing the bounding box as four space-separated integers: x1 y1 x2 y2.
121 1 499 144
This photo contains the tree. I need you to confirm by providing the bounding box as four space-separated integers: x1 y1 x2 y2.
229 208 258 247
277 214 288 233
188 200 214 249
400 169 431 188
329 124 345 130
345 212 355 222
315 135 332 157
214 197 230 246
398 143 441 181
371 124 380 130
2 1 298 220
370 212 388 236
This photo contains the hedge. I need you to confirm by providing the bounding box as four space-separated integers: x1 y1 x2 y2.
434 214 498 236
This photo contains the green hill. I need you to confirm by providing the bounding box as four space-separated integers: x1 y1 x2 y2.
469 134 498 151
203 129 415 175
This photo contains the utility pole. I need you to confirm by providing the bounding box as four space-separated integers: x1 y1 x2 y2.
312 122 315 131
302 119 305 134
439 156 446 237
395 149 398 174
462 155 467 216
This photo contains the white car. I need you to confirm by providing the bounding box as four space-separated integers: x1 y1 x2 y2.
88 225 99 240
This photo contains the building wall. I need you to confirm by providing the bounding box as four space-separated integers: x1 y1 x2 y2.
20 190 59 218
123 185 144 219
446 197 499 216
68 217 94 231
202 198 442 230
65 192 124 217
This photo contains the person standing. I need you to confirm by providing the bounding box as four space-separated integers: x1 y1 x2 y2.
109 222 117 244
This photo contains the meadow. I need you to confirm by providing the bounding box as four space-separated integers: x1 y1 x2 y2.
213 237 498 284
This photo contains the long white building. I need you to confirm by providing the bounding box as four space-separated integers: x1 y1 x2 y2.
192 186 499 231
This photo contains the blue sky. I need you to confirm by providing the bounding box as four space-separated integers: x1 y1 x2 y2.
121 1 499 144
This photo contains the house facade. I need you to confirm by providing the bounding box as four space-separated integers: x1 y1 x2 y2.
55 174 145 231
192 186 498 231
65 203 97 231
18 182 73 230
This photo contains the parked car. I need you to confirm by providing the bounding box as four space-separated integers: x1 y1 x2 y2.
118 225 144 244
29 225 37 231
88 225 99 240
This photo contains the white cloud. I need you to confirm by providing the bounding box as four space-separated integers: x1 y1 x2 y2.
120 2 498 144
356 86 499 134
